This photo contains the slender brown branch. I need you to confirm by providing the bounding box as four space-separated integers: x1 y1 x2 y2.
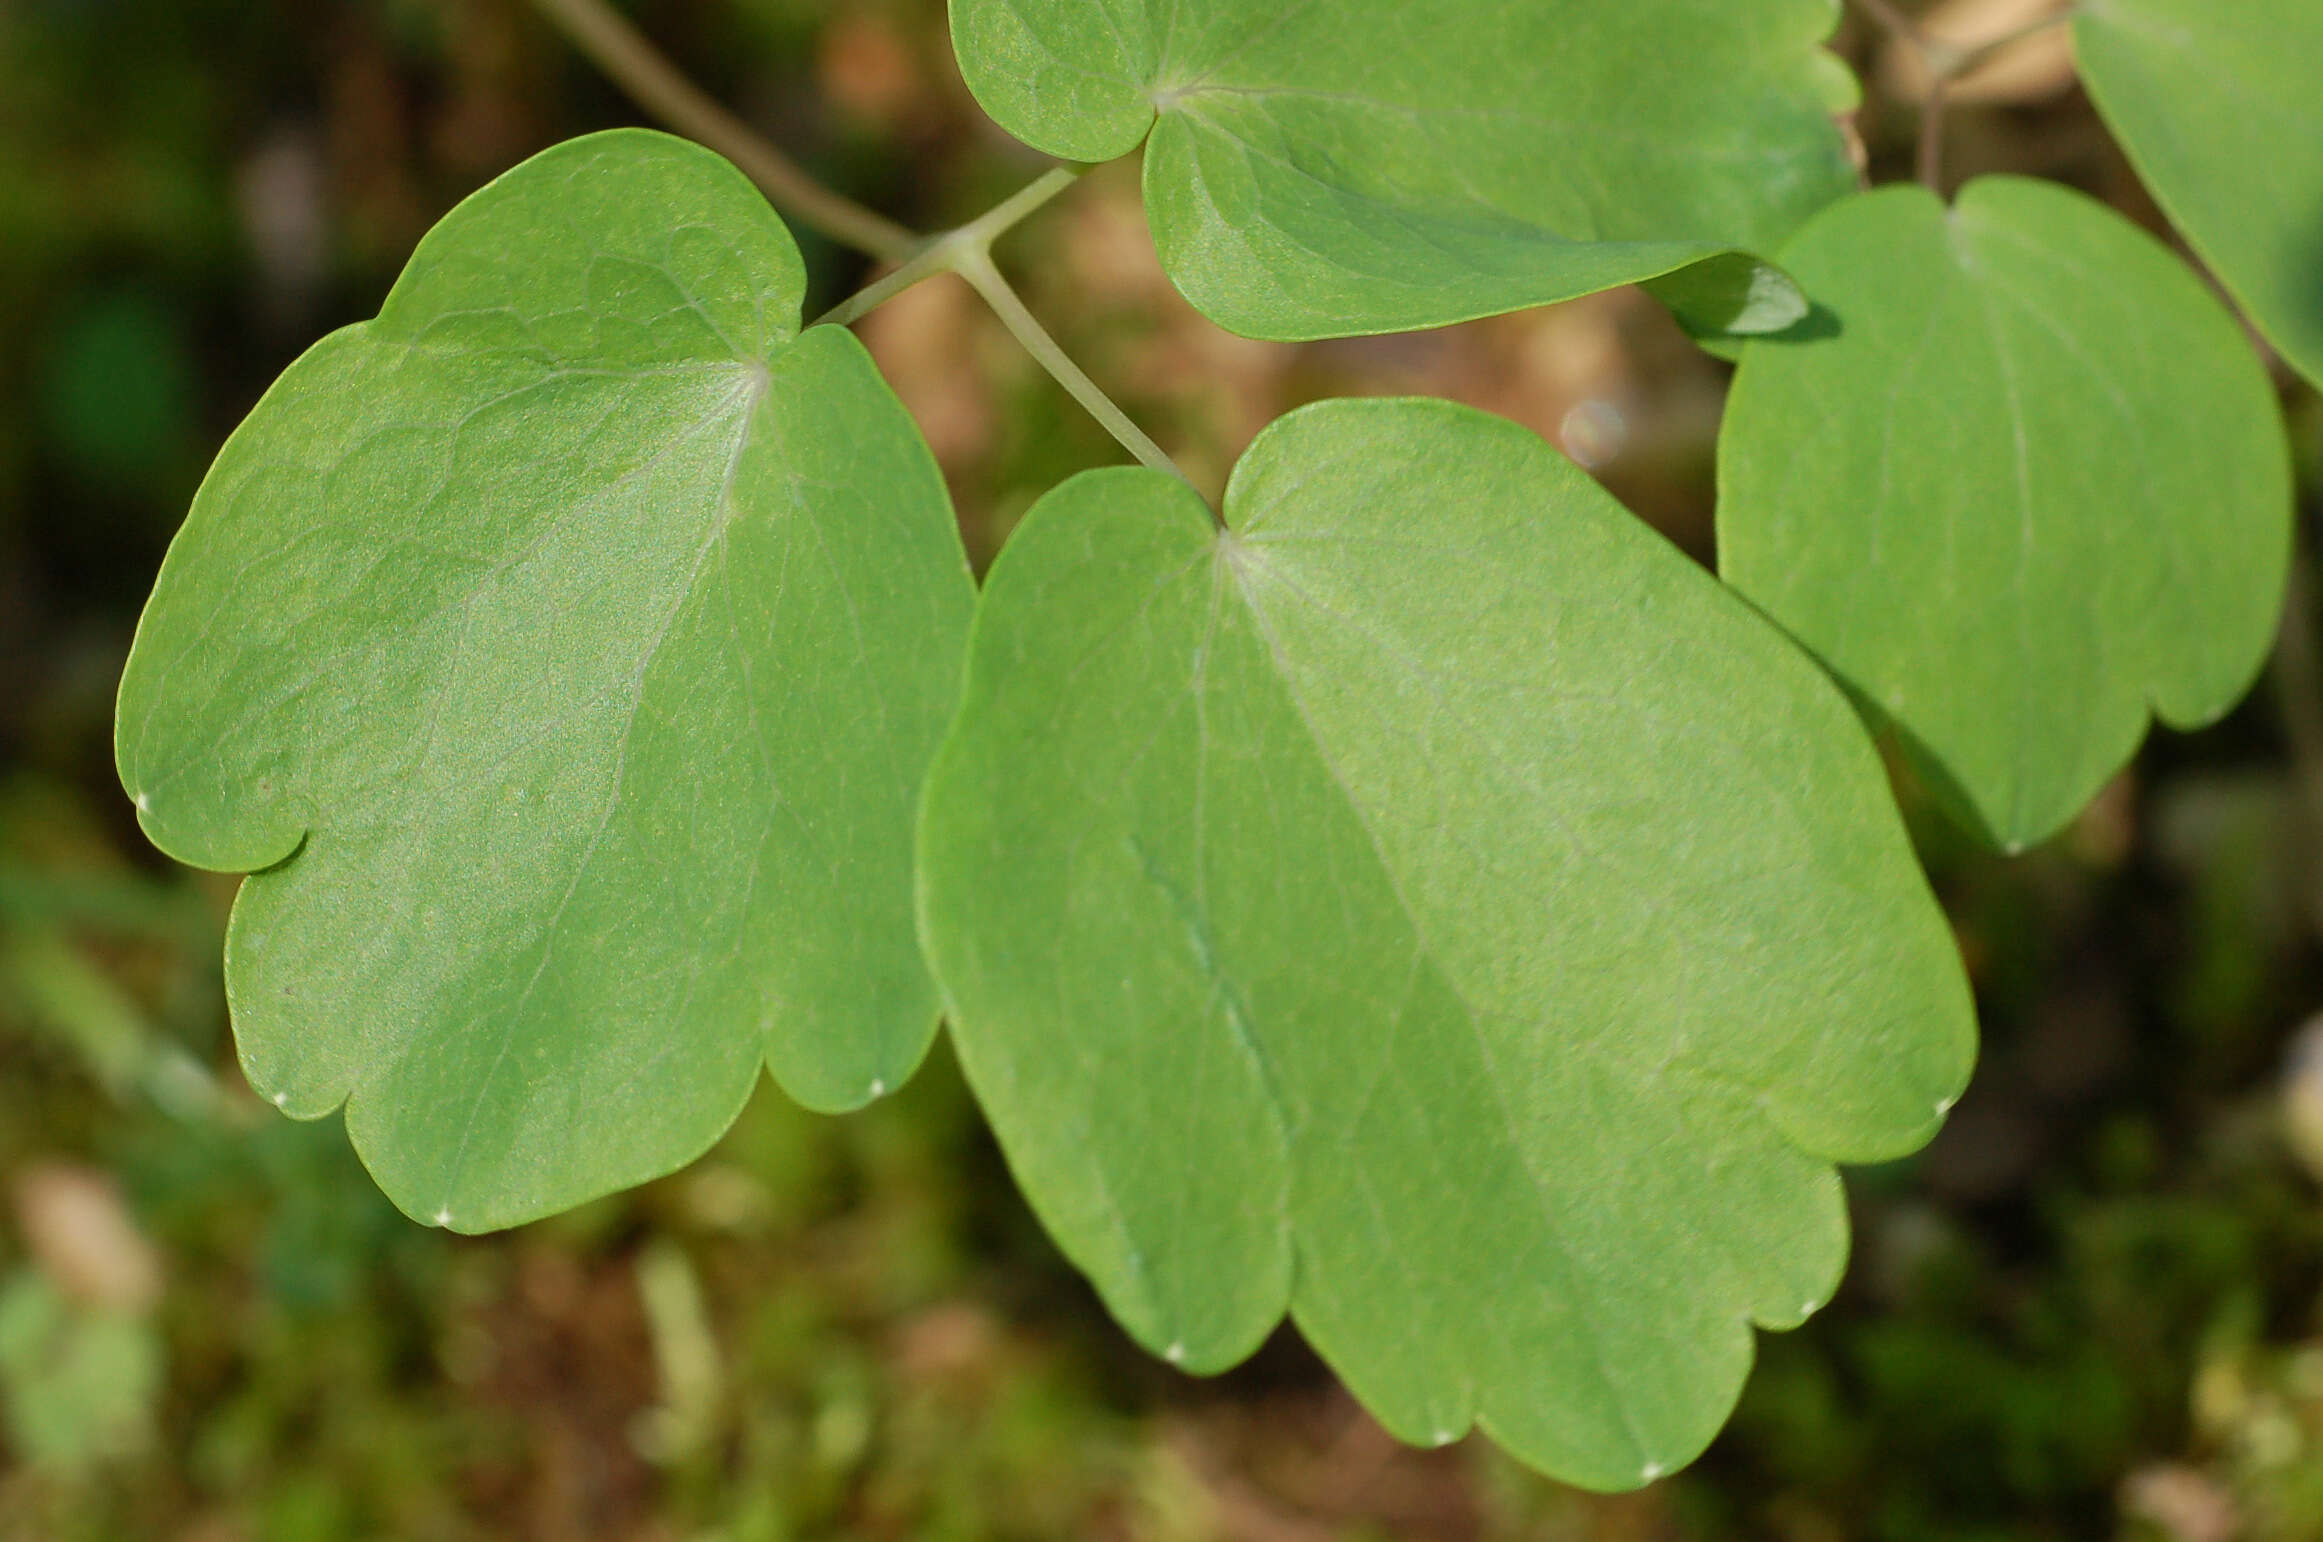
528 0 917 261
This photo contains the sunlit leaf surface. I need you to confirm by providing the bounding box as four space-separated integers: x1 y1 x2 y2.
1720 179 2291 850
918 397 1974 1489
950 0 1859 340
2077 0 2323 390
116 131 975 1230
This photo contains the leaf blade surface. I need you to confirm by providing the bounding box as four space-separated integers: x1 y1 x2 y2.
116 130 976 1229
1719 179 2291 851
950 0 1859 340
2076 0 2323 390
917 397 1974 1488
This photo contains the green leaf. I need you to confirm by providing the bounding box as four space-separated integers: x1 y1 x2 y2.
948 0 1857 341
1719 179 2291 852
0 1274 161 1472
114 130 975 1231
916 398 1974 1489
2076 0 2323 391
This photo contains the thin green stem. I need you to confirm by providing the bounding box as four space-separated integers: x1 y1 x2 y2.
526 2 1174 489
959 167 1085 250
954 248 1190 486
527 0 918 261
813 167 1082 329
813 242 960 329
810 168 1184 486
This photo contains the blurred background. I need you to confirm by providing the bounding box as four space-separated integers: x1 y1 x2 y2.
5 0 2323 1537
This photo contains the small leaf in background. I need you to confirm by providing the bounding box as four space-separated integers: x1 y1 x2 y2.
0 926 156 1099
917 397 1975 1490
0 1273 162 1473
0 1168 165 1473
948 0 1857 341
631 1239 720 1466
1719 179 2291 852
2076 0 2323 392
114 130 976 1232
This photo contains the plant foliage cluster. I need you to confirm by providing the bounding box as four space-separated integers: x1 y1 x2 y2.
110 0 2319 1488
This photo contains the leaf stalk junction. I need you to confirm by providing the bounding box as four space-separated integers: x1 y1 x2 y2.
1844 0 2080 190
528 0 1187 484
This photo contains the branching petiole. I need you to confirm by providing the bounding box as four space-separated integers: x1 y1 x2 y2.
809 166 1187 483
531 1 1188 489
814 167 1082 330
1846 0 2080 191
953 248 1190 487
